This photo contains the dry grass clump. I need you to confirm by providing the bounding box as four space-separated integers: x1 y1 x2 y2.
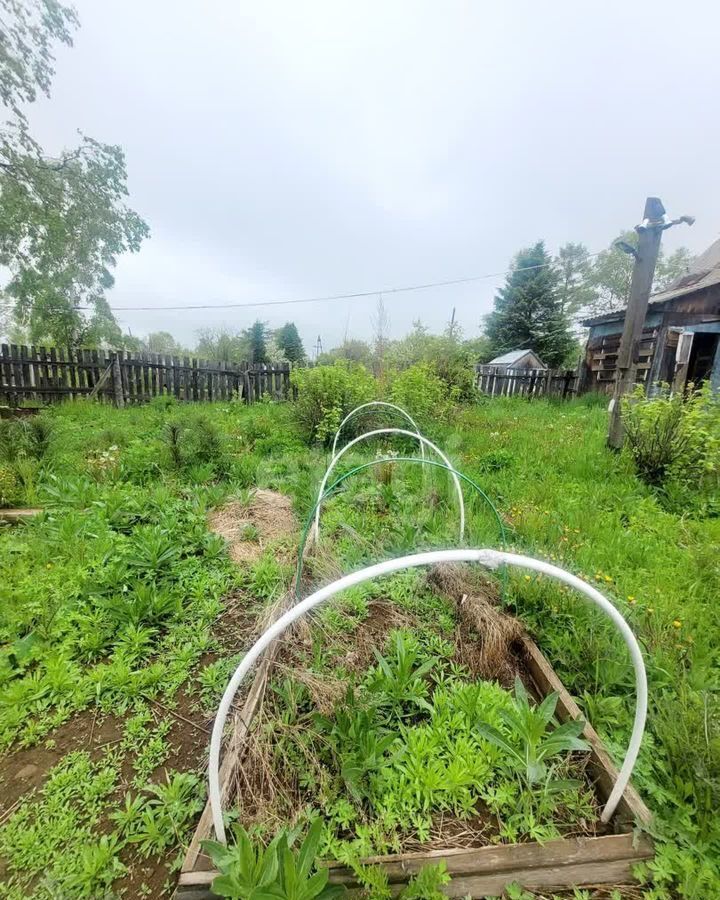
428 563 525 685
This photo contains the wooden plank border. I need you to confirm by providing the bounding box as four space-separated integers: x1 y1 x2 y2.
176 631 653 898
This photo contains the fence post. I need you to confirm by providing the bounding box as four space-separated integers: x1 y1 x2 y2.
112 352 125 408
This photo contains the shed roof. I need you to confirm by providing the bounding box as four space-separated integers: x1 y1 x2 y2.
582 237 720 327
487 348 538 365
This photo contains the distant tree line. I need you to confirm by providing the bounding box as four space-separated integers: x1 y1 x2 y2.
483 234 692 368
113 320 307 365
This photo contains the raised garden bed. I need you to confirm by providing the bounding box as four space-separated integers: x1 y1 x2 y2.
177 568 652 899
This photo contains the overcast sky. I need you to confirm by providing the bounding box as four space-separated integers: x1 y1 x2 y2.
31 0 720 352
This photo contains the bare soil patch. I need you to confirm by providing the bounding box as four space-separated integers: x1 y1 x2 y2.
208 489 297 564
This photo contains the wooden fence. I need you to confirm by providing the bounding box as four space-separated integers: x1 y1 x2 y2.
0 344 291 407
475 365 578 399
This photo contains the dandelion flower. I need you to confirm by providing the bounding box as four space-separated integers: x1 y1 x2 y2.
672 620 682 629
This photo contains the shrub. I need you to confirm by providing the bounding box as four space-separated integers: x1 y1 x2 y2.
622 389 687 486
388 363 449 428
623 384 720 493
291 362 375 446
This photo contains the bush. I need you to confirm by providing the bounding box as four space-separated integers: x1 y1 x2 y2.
291 362 375 446
622 388 688 486
388 363 450 428
623 383 720 496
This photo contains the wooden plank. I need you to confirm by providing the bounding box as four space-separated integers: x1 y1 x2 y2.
30 345 41 399
49 348 59 401
91 348 102 394
0 508 42 523
173 356 181 400
19 345 31 402
180 832 653 899
64 347 75 399
88 361 114 399
10 345 22 406
521 636 651 826
0 345 9 404
183 356 191 402
180 596 294 876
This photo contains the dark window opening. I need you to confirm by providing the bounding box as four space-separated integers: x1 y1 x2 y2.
687 332 719 385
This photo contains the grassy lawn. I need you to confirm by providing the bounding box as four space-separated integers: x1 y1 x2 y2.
0 396 718 898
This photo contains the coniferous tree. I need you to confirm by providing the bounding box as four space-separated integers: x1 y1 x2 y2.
244 320 268 363
275 322 305 362
485 242 575 368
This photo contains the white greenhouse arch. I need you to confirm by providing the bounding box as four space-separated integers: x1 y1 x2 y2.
208 549 648 842
312 428 465 545
331 401 426 460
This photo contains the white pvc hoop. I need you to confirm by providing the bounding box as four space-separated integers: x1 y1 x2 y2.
209 549 647 842
312 428 465 545
331 402 426 461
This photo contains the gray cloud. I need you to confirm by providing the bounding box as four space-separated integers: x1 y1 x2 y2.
31 0 720 350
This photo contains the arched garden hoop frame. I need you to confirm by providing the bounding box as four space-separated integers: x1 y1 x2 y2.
330 401 426 461
295 457 507 593
209 549 648 843
312 428 465 545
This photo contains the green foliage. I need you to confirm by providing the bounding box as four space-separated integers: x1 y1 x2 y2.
143 330 187 354
485 241 575 368
291 361 376 446
348 859 450 900
476 676 591 788
318 339 373 368
126 772 204 856
245 320 269 364
366 631 437 720
555 242 596 320
586 231 692 317
0 393 718 897
276 322 306 363
622 388 688 486
389 362 450 426
0 0 78 117
623 384 720 505
1 132 149 346
203 819 344 900
385 320 484 401
195 327 250 362
1 0 149 346
161 413 230 476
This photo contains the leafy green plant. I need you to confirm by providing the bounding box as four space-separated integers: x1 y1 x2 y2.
291 361 375 446
366 631 437 719
102 582 181 628
476 676 591 789
389 362 450 426
127 771 204 856
316 691 397 801
623 387 689 486
203 819 344 900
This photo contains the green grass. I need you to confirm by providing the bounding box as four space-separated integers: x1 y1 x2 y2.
0 394 717 898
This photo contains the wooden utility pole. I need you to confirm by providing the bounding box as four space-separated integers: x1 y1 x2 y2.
607 197 665 449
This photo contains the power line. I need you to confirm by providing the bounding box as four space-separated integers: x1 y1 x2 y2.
0 250 605 315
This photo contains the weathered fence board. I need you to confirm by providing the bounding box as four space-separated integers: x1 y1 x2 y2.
476 365 578 399
0 345 291 407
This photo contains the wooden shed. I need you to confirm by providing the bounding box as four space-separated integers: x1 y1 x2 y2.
579 238 720 393
486 348 547 370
